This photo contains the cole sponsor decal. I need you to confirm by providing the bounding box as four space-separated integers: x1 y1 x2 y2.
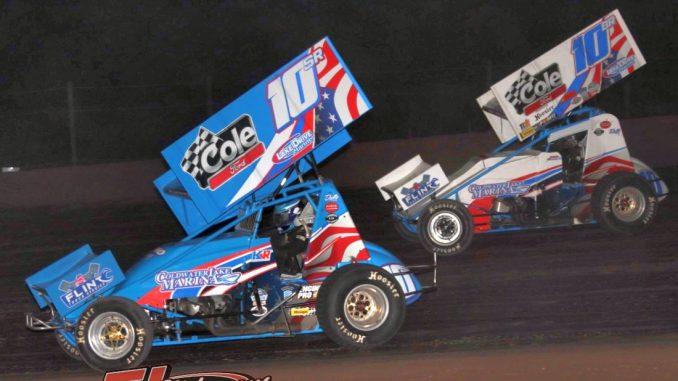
103 364 271 381
58 263 114 309
504 63 565 116
400 174 440 207
468 181 529 199
155 267 241 292
181 115 265 190
272 131 314 163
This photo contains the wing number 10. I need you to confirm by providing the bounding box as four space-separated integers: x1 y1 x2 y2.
571 16 615 75
267 55 320 132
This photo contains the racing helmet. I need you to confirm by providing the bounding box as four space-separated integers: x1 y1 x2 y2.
274 200 301 232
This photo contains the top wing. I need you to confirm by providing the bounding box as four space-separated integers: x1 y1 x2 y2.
477 9 645 142
156 37 372 235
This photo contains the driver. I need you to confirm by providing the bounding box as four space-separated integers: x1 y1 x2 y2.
271 199 314 280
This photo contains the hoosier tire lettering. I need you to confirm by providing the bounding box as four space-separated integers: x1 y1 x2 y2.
317 264 406 349
75 296 154 372
417 199 474 256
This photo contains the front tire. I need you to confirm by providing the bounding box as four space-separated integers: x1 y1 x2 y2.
317 265 405 349
592 171 658 235
75 297 153 372
418 200 474 255
55 330 81 361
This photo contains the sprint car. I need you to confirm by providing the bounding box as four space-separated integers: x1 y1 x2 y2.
25 38 432 372
376 10 668 255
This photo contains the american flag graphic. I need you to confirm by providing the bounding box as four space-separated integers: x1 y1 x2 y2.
312 39 370 129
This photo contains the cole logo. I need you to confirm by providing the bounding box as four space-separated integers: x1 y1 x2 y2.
400 174 440 207
181 115 265 190
58 263 114 309
504 63 565 116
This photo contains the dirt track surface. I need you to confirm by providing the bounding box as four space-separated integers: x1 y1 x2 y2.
2 189 677 378
15 338 678 381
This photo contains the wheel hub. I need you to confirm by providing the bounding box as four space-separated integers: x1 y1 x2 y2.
88 312 135 360
344 284 389 331
428 212 462 245
611 186 646 223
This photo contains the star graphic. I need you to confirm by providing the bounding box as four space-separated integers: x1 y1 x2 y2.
326 125 334 134
315 113 321 123
317 103 324 111
329 113 337 123
322 92 330 100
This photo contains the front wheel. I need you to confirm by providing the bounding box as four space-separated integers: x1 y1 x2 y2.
75 297 154 372
55 330 81 361
317 265 405 348
418 199 474 255
592 172 658 235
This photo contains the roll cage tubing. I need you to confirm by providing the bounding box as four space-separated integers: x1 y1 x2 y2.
156 153 324 260
401 107 601 219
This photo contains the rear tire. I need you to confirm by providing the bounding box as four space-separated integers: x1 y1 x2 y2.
393 218 419 243
592 171 658 235
418 200 474 255
75 297 153 372
317 265 405 349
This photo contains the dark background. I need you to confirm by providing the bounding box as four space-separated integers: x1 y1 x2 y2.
1 0 677 168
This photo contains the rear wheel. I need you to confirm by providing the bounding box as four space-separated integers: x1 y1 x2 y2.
592 172 658 235
418 200 474 255
75 297 153 372
393 218 419 242
317 265 405 348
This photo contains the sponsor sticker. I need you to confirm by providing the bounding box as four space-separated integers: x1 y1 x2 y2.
600 120 612 129
400 174 440 207
251 248 273 263
609 128 621 135
58 263 115 309
594 128 605 136
155 267 241 292
468 181 529 199
324 193 339 202
325 214 338 223
504 63 565 116
290 306 316 317
273 131 314 164
325 202 339 213
298 284 321 299
603 56 636 78
180 115 265 191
